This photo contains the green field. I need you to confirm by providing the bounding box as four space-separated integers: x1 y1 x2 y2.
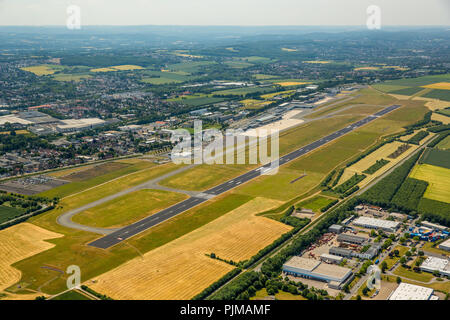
379 74 450 88
0 205 25 224
410 164 450 203
389 87 424 96
212 86 277 96
39 161 157 199
142 77 183 85
72 189 188 228
52 74 92 82
166 61 217 73
420 148 450 169
436 136 450 150
160 164 253 191
295 196 336 212
422 89 450 102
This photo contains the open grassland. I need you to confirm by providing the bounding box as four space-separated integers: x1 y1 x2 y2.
235 168 323 201
295 196 336 211
55 162 181 210
159 164 254 191
0 223 62 292
437 136 450 150
142 77 183 85
20 64 65 76
72 189 188 228
90 65 144 73
410 164 450 203
55 162 130 182
212 86 276 96
39 160 159 199
89 197 289 300
303 60 330 64
47 164 97 178
260 90 295 99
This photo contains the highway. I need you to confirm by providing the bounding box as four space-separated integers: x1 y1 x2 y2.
88 104 400 249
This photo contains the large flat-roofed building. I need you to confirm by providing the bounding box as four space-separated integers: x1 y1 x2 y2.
420 257 450 277
439 238 450 251
337 233 367 245
56 118 106 133
283 257 352 287
353 216 400 232
421 221 448 231
389 283 436 300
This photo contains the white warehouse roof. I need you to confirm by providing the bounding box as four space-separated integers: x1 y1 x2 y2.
389 283 434 300
353 216 400 230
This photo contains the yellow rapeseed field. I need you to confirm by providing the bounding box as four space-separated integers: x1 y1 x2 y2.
88 197 291 300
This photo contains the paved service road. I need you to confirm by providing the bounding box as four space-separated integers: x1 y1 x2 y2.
88 105 400 249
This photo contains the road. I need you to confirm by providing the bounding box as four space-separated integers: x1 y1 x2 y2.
88 104 401 249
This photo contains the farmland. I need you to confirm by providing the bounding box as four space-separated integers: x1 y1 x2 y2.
420 148 450 169
0 223 62 292
295 196 337 212
72 189 188 228
437 135 450 150
20 64 65 76
88 197 289 300
409 164 450 203
0 205 25 224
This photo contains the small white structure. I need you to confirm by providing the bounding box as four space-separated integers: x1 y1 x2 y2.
438 238 450 252
353 216 400 232
389 283 435 300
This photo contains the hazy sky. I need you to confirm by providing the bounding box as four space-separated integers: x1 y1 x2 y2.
0 0 449 26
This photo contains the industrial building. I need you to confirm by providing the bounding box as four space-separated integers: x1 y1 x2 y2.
319 253 343 264
337 233 367 245
421 221 448 231
439 238 450 251
353 216 400 232
283 256 352 288
389 283 436 300
420 257 450 277
329 247 353 259
328 224 344 234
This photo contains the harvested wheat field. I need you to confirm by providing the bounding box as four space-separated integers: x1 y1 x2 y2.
423 82 450 90
425 100 450 111
0 223 63 291
338 141 419 184
89 197 290 300
432 113 450 124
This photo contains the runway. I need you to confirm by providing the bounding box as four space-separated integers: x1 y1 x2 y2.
88 104 400 249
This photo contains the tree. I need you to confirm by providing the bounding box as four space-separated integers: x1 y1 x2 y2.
405 251 412 257
356 295 362 300
418 251 424 256
396 276 402 284
362 286 369 296
400 257 407 265
381 261 388 273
